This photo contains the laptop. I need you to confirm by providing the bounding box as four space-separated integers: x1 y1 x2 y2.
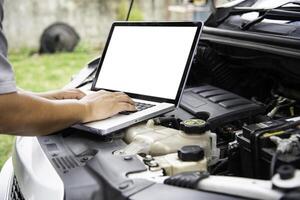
74 21 203 135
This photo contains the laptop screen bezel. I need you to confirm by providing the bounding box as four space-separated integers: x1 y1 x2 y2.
91 21 202 105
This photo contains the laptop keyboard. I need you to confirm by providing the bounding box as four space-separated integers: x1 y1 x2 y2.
119 102 155 115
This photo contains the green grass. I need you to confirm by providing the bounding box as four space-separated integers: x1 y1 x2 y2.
0 136 14 169
12 45 99 92
0 45 98 169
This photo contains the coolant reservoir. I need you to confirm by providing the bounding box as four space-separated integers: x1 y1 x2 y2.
153 146 207 176
119 119 219 164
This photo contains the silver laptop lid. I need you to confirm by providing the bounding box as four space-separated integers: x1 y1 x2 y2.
92 22 202 106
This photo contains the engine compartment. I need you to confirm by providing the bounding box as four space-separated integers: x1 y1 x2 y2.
116 41 300 180
187 41 300 178
31 39 300 200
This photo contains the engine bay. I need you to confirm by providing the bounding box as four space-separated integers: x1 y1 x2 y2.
34 40 300 200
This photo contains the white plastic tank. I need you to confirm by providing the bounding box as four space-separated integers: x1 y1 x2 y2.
153 153 207 176
117 119 220 164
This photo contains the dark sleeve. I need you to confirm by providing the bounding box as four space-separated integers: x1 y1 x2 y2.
0 0 17 94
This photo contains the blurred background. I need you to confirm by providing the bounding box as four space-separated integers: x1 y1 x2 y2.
4 0 226 50
0 0 233 168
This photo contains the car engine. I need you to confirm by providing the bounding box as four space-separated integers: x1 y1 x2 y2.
9 38 300 200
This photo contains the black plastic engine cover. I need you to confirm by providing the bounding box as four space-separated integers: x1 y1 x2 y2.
179 85 264 129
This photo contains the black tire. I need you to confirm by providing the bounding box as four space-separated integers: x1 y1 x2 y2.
39 22 80 54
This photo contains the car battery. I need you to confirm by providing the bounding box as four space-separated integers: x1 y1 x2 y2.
236 117 300 179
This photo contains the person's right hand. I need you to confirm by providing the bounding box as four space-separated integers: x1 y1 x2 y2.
79 90 136 123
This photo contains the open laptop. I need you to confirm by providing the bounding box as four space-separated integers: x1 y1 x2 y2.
74 21 203 135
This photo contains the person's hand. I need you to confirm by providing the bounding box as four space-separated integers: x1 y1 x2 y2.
38 88 86 100
79 90 136 123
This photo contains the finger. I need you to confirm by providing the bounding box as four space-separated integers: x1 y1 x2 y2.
117 102 137 112
114 92 135 104
115 94 135 105
113 92 132 98
114 92 126 96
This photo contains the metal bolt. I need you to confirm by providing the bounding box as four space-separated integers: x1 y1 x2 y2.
148 160 159 167
124 156 133 161
119 182 129 190
143 155 153 162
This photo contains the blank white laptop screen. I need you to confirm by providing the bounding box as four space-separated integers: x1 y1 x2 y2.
94 26 198 100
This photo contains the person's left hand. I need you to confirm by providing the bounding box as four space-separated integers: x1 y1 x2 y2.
38 88 86 100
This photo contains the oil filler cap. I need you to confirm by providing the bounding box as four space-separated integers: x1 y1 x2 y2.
180 119 208 134
178 145 204 162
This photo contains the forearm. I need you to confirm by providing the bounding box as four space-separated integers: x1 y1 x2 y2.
17 87 60 99
0 92 87 136
17 87 86 100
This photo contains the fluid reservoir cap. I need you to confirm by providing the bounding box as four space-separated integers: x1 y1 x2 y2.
277 165 295 180
180 119 208 134
178 145 204 162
